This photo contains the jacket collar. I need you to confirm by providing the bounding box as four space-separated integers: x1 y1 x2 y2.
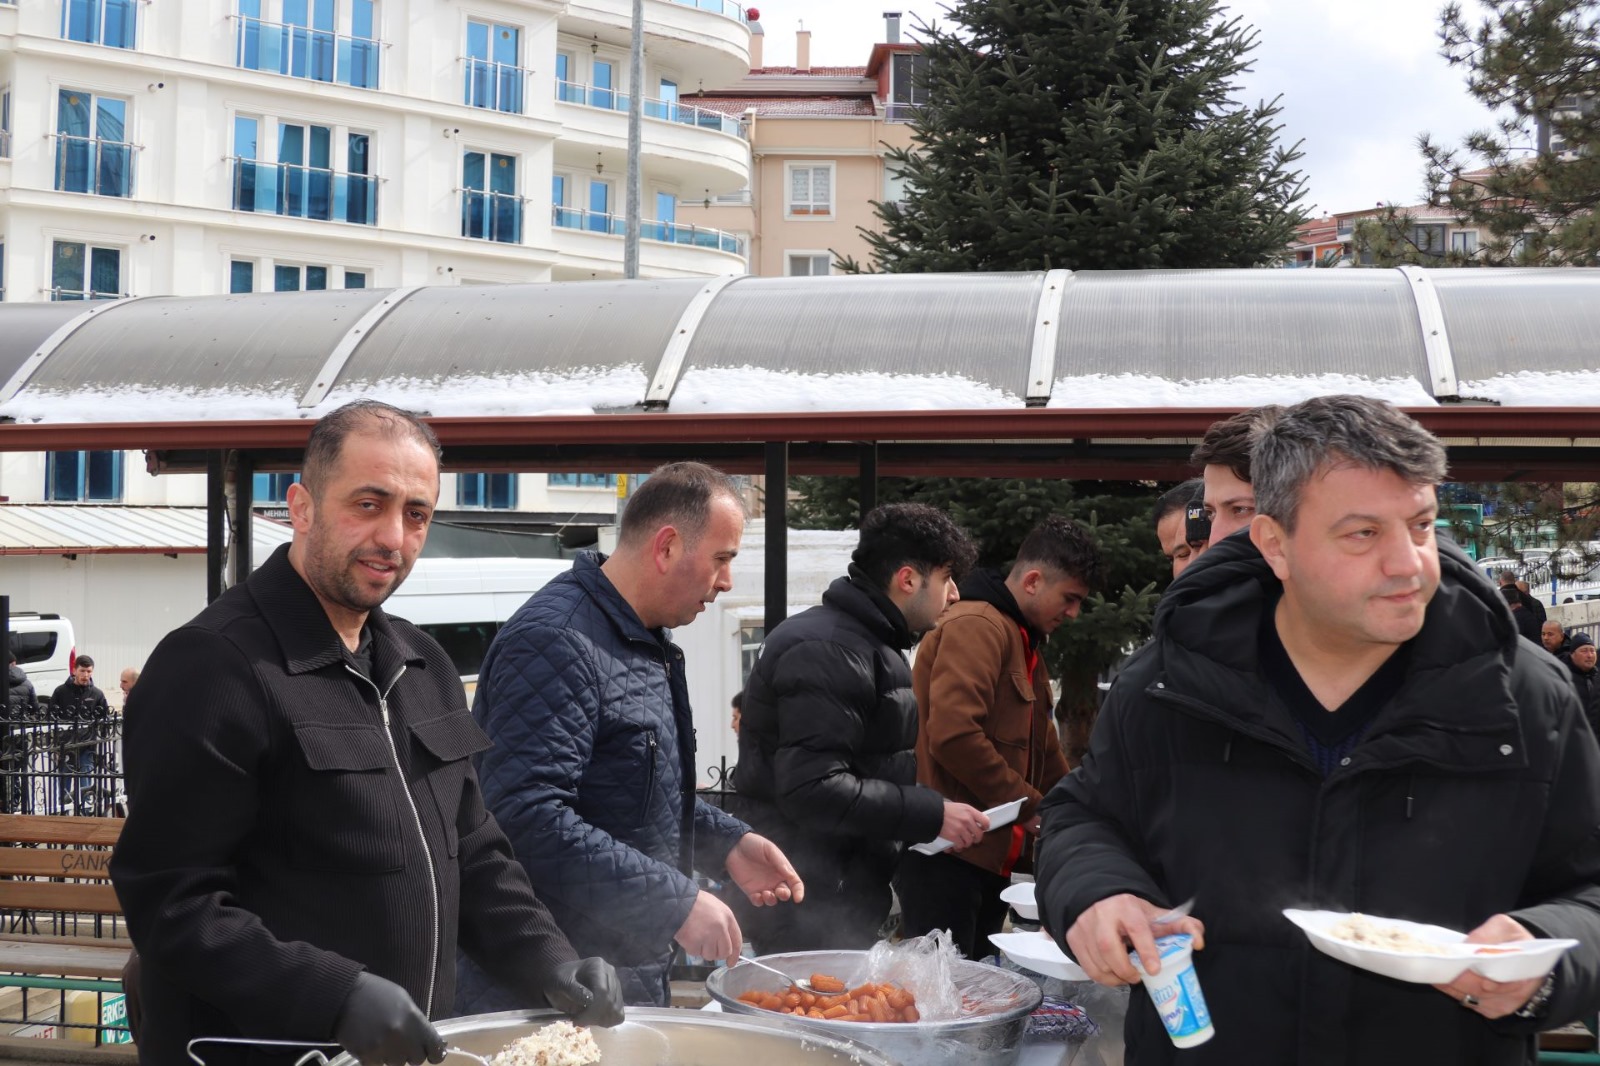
1152 531 1524 773
568 551 672 654
959 567 1044 648
246 544 424 680
822 567 915 650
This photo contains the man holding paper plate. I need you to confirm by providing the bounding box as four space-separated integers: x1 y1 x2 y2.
1036 395 1600 1065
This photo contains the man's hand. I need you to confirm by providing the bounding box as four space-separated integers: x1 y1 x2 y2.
1432 914 1545 1019
1065 894 1206 987
333 972 445 1066
675 889 743 967
541 957 625 1027
725 832 805 907
938 801 990 851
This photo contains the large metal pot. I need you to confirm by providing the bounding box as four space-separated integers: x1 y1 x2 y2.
705 949 1042 1066
322 1007 902 1066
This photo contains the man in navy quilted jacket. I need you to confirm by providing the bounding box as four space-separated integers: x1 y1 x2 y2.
458 462 805 1008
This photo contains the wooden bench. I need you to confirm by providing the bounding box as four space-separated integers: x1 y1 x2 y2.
0 814 135 1055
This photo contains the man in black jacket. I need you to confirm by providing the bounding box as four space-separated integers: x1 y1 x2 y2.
1566 632 1600 735
736 503 989 952
49 654 109 812
110 401 623 1066
1038 395 1600 1066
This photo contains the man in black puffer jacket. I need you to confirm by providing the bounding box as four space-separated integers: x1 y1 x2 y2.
737 503 989 952
1038 396 1600 1066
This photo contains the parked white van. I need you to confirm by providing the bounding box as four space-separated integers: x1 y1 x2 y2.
383 557 573 694
6 612 77 691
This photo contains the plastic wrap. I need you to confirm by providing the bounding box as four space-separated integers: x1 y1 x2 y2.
859 931 1029 1022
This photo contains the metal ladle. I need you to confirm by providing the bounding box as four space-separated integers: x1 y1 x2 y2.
734 957 822 993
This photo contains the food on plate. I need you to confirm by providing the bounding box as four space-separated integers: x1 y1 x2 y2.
490 1021 601 1066
1327 914 1448 955
737 977 920 1023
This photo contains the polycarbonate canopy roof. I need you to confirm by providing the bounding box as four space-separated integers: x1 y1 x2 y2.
4 268 1598 427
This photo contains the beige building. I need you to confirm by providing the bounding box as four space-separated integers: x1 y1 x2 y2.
679 14 924 276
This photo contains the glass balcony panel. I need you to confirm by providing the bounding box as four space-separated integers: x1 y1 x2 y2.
235 15 380 89
54 136 134 197
231 158 375 224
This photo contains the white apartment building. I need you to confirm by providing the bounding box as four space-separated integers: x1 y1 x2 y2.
0 0 751 527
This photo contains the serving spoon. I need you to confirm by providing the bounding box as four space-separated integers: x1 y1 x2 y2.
734 956 822 993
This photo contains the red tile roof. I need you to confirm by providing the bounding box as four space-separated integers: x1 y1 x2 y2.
686 95 877 117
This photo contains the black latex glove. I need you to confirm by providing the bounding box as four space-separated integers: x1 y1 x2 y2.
541 957 625 1027
333 972 446 1066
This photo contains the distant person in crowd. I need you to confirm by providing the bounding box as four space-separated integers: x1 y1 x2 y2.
1190 405 1285 545
111 401 622 1066
50 655 109 811
4 651 36 813
1567 633 1600 736
1153 479 1208 580
119 667 139 701
459 462 804 1010
1038 395 1600 1065
1503 585 1543 645
6 650 37 721
1518 579 1548 625
1543 620 1571 659
736 503 989 953
730 691 742 736
898 516 1101 959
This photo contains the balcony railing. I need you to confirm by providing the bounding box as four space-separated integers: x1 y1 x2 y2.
461 189 524 243
556 80 747 139
462 57 529 114
1 130 11 158
230 157 378 225
884 102 922 123
553 206 746 256
61 0 137 48
52 135 137 197
665 0 749 22
51 287 128 300
233 15 382 90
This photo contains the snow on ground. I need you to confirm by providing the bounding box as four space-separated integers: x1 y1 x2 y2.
668 366 1020 412
1046 373 1439 408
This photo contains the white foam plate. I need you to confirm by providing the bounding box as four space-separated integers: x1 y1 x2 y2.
910 798 1026 856
1000 881 1038 921
1283 909 1578 984
989 931 1087 981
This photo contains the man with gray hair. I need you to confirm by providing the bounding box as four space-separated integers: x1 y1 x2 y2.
1037 395 1600 1064
458 462 804 1010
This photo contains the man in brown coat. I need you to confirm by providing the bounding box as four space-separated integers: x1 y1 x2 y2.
896 516 1102 958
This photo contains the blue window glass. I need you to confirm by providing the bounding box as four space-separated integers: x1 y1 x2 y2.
46 450 123 501
345 270 366 289
588 180 611 232
235 0 378 90
653 191 676 242
55 89 130 197
230 260 254 293
466 20 521 112
548 473 617 489
62 0 136 48
51 241 119 300
251 472 299 503
462 150 520 243
593 60 614 110
457 473 517 509
305 265 328 290
274 265 300 291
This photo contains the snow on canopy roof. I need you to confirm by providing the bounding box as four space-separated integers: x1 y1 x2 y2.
2 268 1599 426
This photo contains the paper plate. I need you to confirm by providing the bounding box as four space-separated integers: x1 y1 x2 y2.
1282 909 1577 984
910 798 1027 856
989 931 1088 981
1000 881 1038 921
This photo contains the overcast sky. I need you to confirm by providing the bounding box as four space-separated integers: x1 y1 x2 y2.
753 0 1502 217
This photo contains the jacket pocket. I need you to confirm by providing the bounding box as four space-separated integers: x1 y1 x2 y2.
410 714 493 858
288 723 405 873
989 673 1037 748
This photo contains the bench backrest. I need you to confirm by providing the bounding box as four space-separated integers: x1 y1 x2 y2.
0 814 125 914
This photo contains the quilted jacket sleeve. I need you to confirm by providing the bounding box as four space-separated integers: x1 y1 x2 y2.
474 627 699 961
693 797 749 859
771 640 945 843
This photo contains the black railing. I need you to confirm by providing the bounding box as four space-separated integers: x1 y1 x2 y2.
0 709 123 820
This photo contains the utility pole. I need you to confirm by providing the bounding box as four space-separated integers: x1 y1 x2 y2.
624 0 644 278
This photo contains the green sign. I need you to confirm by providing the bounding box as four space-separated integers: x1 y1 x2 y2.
100 993 133 1044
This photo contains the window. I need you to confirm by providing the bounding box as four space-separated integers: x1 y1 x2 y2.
275 264 329 291
787 163 833 217
887 52 928 121
457 473 517 508
465 20 522 113
232 114 376 225
462 150 521 243
55 89 133 197
649 191 677 241
587 178 613 233
235 0 381 90
786 252 831 276
345 270 366 288
230 257 367 291
655 78 679 122
0 243 6 301
739 624 765 687
61 0 137 48
51 241 121 300
592 59 615 110
1 84 11 158
46 450 123 501
883 165 910 204
229 260 254 293
252 472 300 503
548 473 616 488
1450 230 1478 254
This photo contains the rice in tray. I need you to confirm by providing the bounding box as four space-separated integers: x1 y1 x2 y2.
489 1021 602 1066
1328 914 1449 955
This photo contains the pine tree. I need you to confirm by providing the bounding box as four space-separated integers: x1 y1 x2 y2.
841 0 1308 274
1415 0 1600 266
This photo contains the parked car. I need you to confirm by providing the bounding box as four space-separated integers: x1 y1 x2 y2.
4 613 76 693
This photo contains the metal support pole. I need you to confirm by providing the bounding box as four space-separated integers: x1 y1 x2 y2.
206 451 226 603
2 595 10 713
232 453 255 588
763 441 788 639
858 442 878 526
623 0 644 279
